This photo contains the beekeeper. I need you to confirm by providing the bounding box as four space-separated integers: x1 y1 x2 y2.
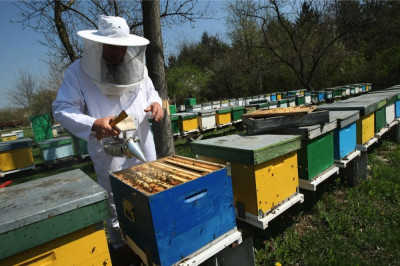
52 15 163 249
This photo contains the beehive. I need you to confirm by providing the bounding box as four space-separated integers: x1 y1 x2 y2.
369 90 400 125
191 134 301 217
170 115 180 136
231 106 245 122
0 170 110 264
109 155 236 266
11 130 24 139
296 95 305 106
197 109 216 131
328 110 360 160
37 136 74 162
171 112 199 135
1 133 17 142
0 138 34 173
276 120 337 181
216 108 232 127
318 95 386 145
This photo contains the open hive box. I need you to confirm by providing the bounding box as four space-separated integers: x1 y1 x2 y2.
109 155 236 266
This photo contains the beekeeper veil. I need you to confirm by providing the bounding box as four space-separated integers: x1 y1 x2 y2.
78 15 149 95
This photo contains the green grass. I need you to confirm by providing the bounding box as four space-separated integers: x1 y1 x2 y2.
254 139 400 265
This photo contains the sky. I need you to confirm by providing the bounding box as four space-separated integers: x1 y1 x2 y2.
0 0 228 109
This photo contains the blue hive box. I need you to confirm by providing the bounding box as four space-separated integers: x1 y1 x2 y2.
109 155 236 266
329 110 359 160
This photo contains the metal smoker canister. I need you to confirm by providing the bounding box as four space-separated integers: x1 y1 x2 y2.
104 137 147 162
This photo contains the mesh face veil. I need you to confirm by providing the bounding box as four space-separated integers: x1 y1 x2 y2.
80 39 148 95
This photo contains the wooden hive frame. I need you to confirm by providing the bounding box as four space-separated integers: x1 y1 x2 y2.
113 155 223 194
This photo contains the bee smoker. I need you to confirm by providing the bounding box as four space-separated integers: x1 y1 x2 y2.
102 110 147 162
103 134 147 162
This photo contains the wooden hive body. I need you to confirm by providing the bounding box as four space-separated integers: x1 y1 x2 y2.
276 120 337 181
191 134 301 217
37 136 74 162
0 170 109 264
215 108 232 127
0 138 34 173
110 155 236 266
231 106 245 122
197 110 216 132
326 110 359 160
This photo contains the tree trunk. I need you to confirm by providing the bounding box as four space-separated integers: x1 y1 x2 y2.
142 0 175 158
54 1 77 63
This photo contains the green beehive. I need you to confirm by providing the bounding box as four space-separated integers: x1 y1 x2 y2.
231 106 246 122
169 105 177 114
184 98 196 106
30 114 54 142
170 115 180 136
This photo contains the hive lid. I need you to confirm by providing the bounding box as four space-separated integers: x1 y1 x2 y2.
197 109 216 115
326 110 360 129
317 94 386 116
191 134 301 165
0 169 107 234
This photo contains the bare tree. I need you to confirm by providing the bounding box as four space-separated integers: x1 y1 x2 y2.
142 0 175 158
227 0 371 91
13 0 214 73
7 70 39 116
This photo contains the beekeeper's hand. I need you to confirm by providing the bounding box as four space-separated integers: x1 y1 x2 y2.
92 116 120 140
144 102 164 122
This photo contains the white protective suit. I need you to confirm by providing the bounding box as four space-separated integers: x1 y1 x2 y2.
52 59 162 247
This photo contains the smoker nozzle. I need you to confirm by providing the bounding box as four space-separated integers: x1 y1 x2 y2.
104 136 147 162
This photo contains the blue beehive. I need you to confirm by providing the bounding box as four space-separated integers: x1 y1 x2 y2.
109 155 236 266
329 110 359 160
318 91 325 102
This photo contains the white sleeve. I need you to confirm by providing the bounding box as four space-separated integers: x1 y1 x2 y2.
144 77 162 107
52 65 96 141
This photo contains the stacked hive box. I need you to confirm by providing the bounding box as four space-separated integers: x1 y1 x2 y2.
109 155 237 265
0 169 110 265
191 134 303 228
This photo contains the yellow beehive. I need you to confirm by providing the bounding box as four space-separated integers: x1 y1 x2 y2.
1 225 110 266
1 133 17 142
356 112 375 145
192 134 302 217
216 108 232 127
0 139 34 173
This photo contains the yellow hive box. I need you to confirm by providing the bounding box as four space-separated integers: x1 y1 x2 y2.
1 133 17 142
172 113 198 134
1 226 111 266
0 139 34 173
200 151 299 215
356 113 375 145
216 108 232 127
192 134 302 217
